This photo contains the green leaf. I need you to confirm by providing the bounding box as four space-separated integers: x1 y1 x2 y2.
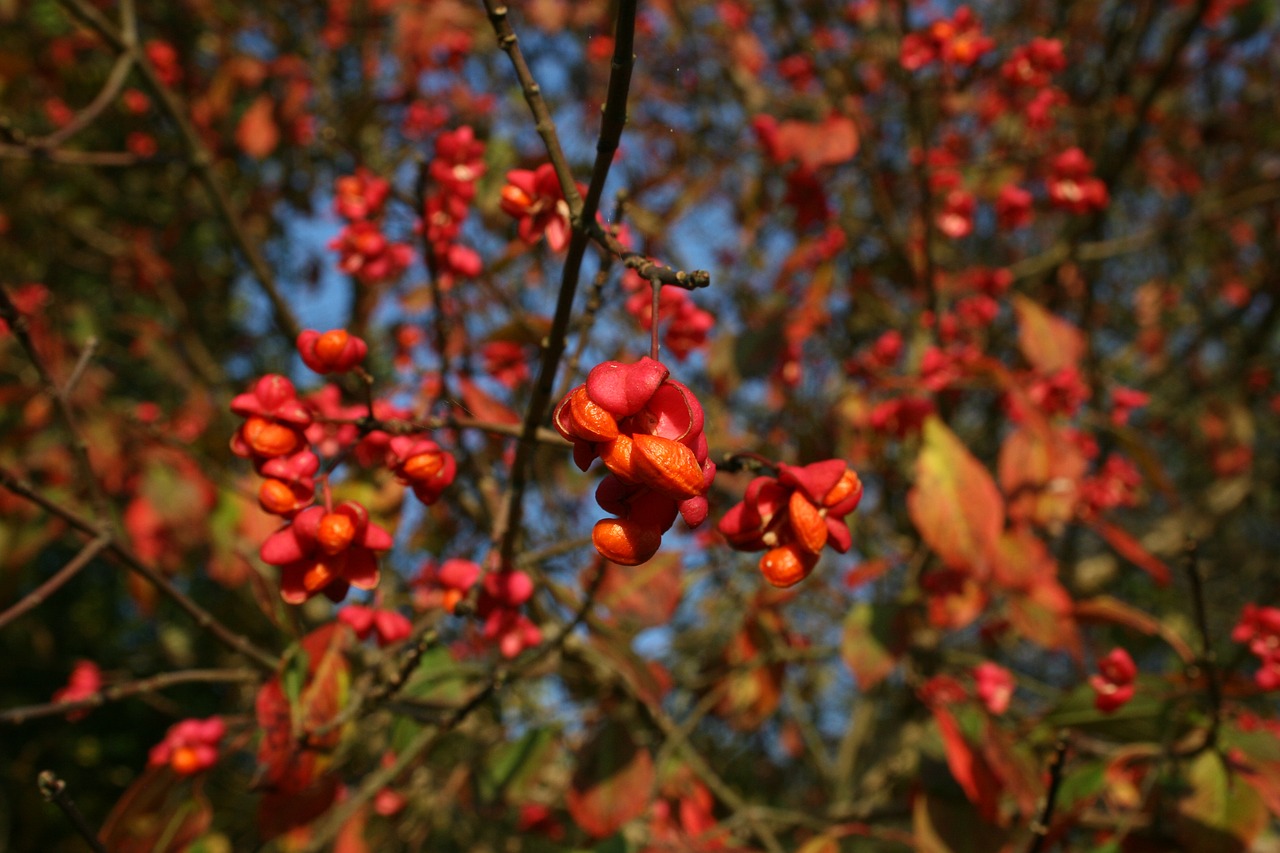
1173 751 1267 853
478 727 555 802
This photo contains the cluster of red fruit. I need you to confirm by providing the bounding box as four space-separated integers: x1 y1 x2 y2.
717 459 863 588
554 357 715 566
500 162 576 252
1090 647 1137 713
412 560 542 658
420 126 485 288
230 330 456 602
619 267 715 361
329 169 414 286
1233 605 1280 690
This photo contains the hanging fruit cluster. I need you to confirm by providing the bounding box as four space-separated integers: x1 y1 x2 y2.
718 459 863 587
554 356 715 565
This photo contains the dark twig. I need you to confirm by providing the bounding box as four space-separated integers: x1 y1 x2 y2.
304 558 605 852
0 287 111 523
54 0 304 343
2 668 260 725
0 467 280 671
0 534 110 631
1027 732 1071 853
38 771 107 853
1183 538 1221 754
485 0 640 570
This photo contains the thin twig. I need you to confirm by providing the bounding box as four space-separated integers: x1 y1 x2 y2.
0 287 112 523
0 467 280 671
304 558 605 852
36 54 135 149
38 771 107 853
484 0 640 570
1027 732 1071 853
2 668 260 725
0 534 110 631
1182 538 1221 755
54 0 303 343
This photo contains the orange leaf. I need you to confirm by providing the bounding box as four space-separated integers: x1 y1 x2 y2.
776 114 860 171
456 376 520 425
592 552 683 629
997 425 1086 529
1007 576 1081 658
1075 595 1196 662
1090 518 1171 585
908 416 1004 577
565 719 655 838
1012 296 1084 375
236 94 279 159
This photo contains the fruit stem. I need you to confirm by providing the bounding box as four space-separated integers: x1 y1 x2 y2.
649 276 661 361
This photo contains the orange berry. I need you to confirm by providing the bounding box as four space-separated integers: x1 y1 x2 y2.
259 478 303 515
302 559 337 592
317 512 356 554
170 746 202 775
243 416 299 457
788 490 828 554
822 469 863 508
759 543 819 588
402 451 445 482
592 517 663 566
599 435 639 483
568 387 619 442
314 329 351 363
631 434 705 500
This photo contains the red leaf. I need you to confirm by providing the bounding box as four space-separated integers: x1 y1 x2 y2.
1007 576 1081 658
931 707 1002 823
99 766 212 853
908 416 1004 577
236 94 279 159
565 719 655 838
1012 296 1084 375
992 526 1055 591
776 114 860 170
456 376 520 425
841 601 901 689
256 624 353 799
1090 518 1171 585
592 552 683 629
997 425 1086 529
978 717 1042 817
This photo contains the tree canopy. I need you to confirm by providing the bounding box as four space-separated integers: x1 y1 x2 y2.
2 0 1280 850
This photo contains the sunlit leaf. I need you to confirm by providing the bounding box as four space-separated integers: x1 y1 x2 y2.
908 416 1004 578
565 719 655 838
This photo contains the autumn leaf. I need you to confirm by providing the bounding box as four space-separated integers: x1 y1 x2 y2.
1173 751 1268 853
99 766 212 853
776 114 860 170
840 601 901 689
236 94 279 159
908 416 1004 578
997 425 1086 530
1012 296 1084 375
456 375 520 425
565 719 655 838
1090 518 1171 585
